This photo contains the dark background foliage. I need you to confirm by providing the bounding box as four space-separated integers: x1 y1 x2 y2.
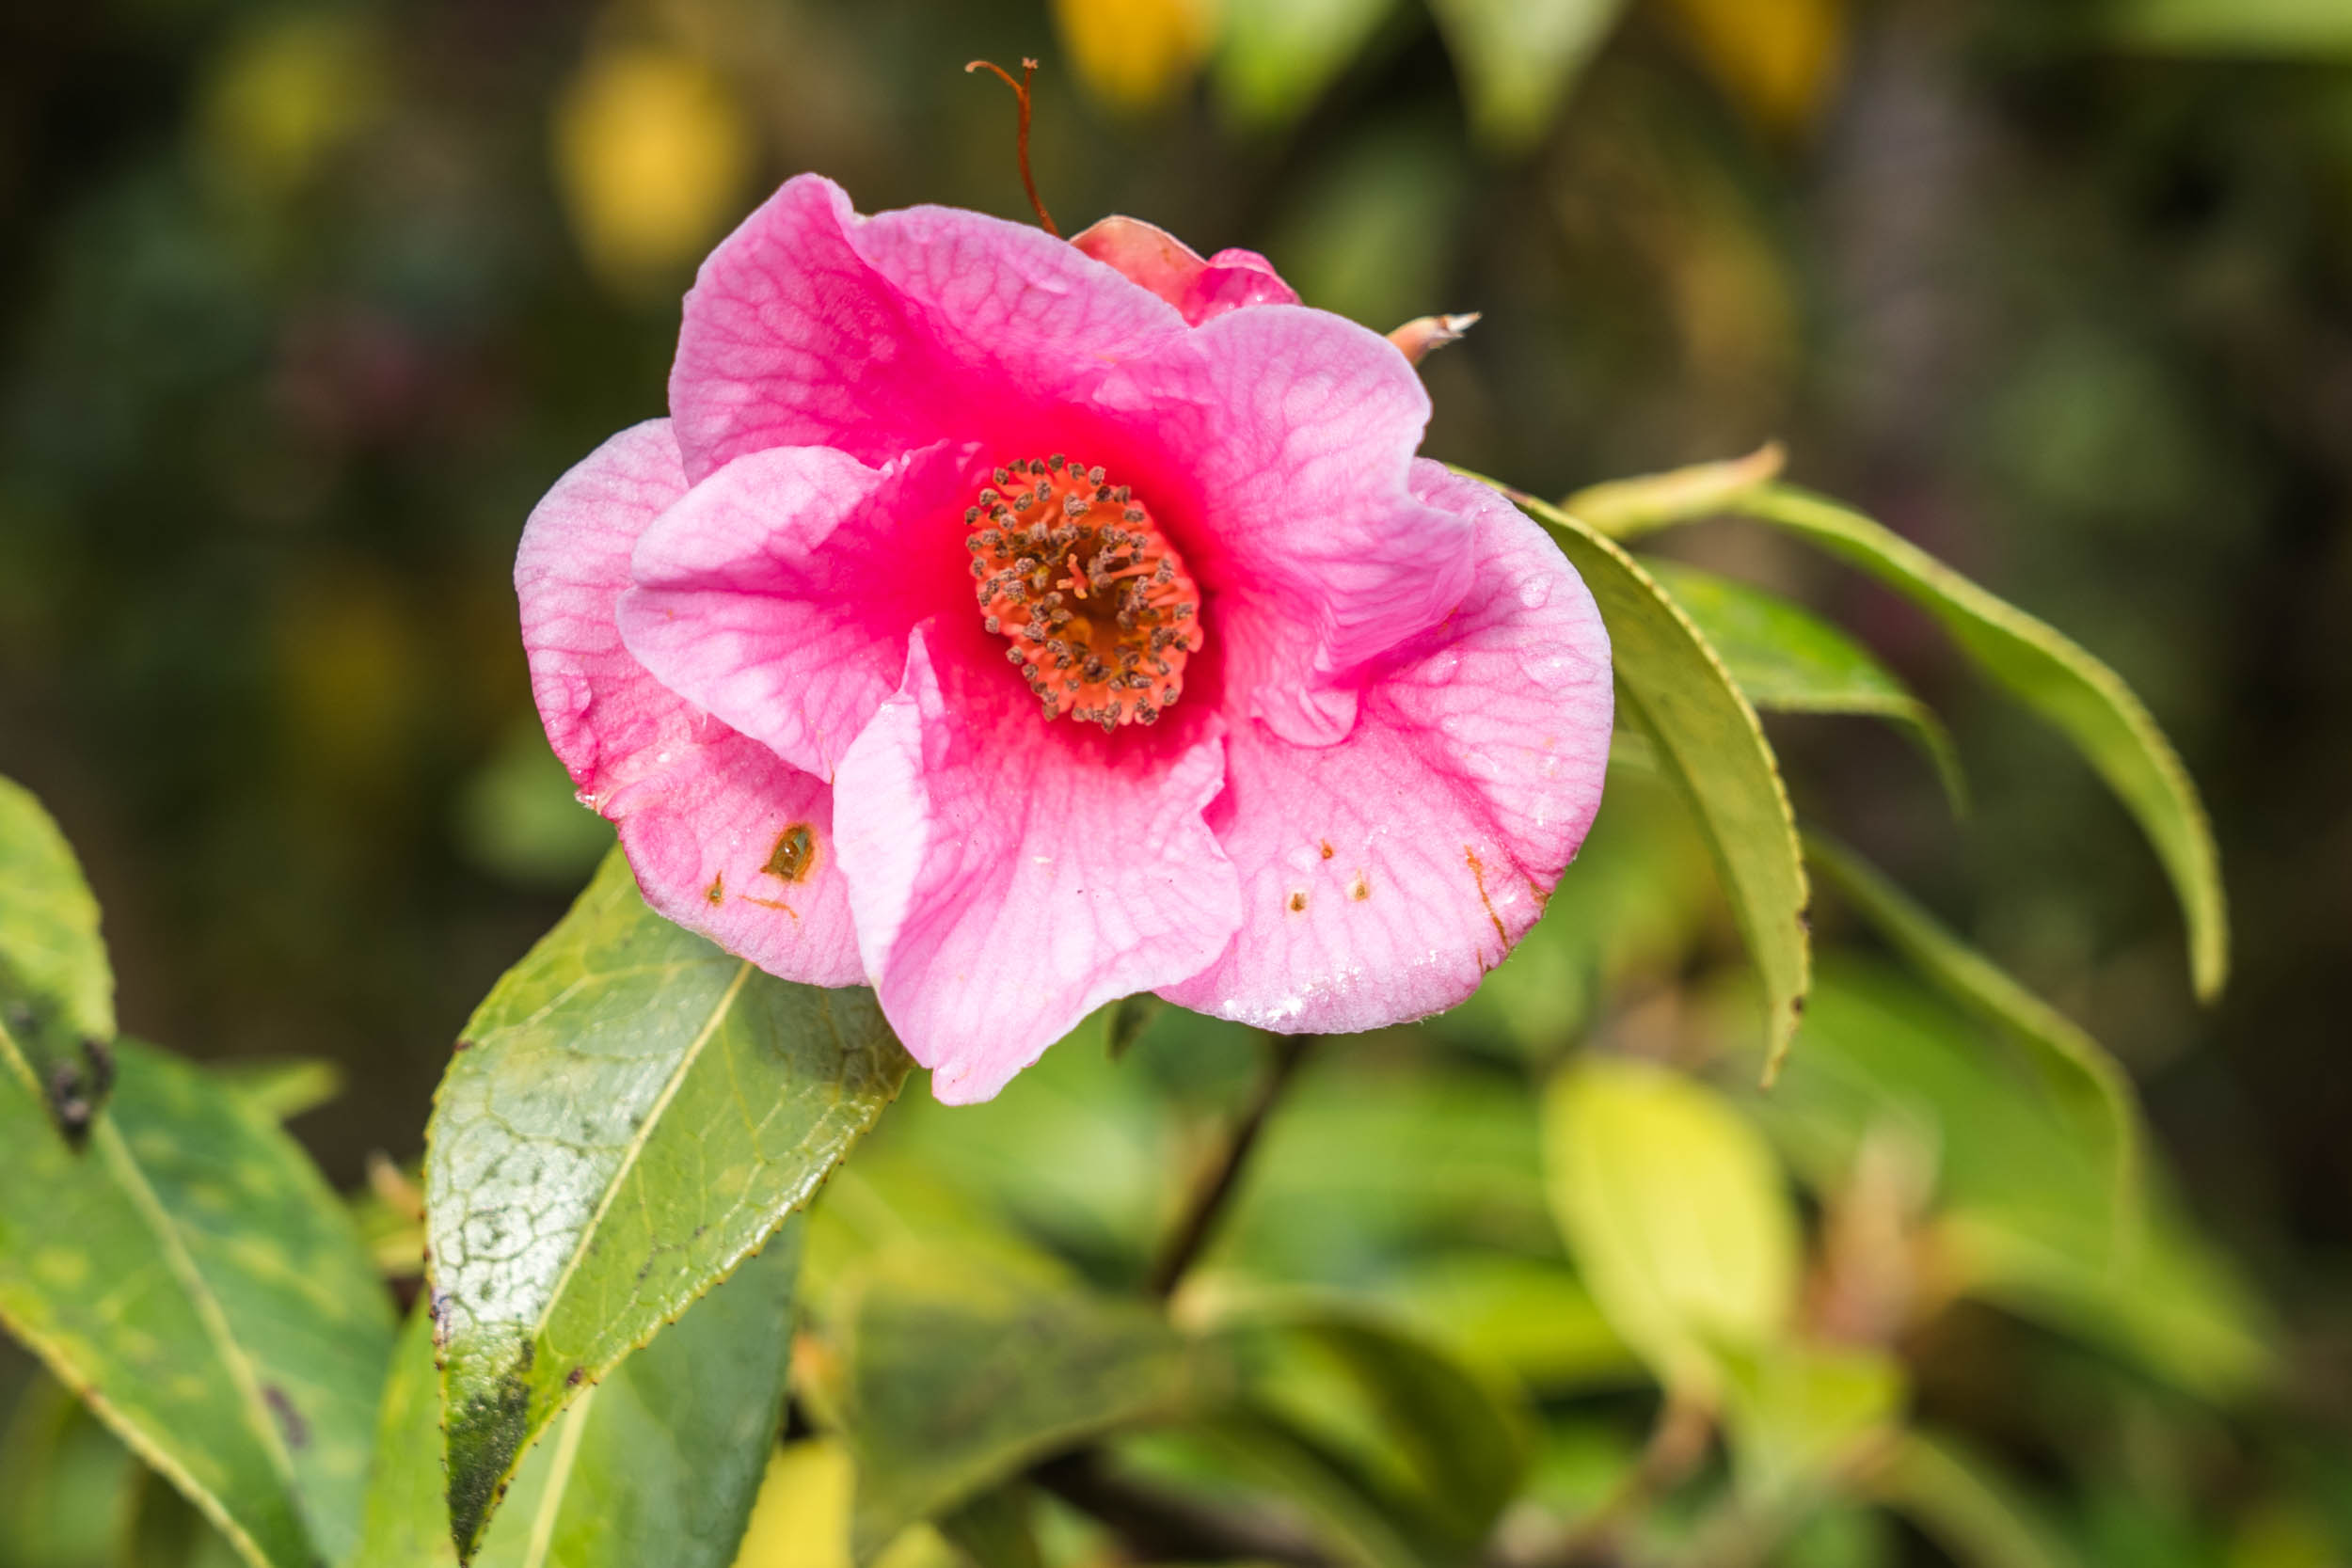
1 0 2347 1557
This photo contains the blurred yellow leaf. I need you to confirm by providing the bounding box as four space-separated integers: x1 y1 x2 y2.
731 1441 853 1568
199 14 384 193
1657 0 1847 136
1542 1057 1799 1394
554 45 754 291
1054 0 1219 112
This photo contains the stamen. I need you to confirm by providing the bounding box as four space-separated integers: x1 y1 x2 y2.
967 456 1205 729
963 59 1059 237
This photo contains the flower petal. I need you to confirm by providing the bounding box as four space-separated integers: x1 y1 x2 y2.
1160 463 1613 1031
832 621 1242 1103
1104 305 1474 745
670 175 1189 481
516 420 862 984
617 440 982 780
1070 214 1299 325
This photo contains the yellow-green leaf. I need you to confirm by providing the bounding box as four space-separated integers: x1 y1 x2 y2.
1425 0 1629 150
0 775 117 1122
1492 484 1810 1075
1540 1057 1800 1394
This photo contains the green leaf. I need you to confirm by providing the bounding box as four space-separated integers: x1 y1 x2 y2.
1742 963 2272 1399
356 1227 799 1568
0 1037 399 1568
1213 0 1402 129
1802 831 2142 1247
2104 0 2352 55
1602 482 2228 1003
0 1370 143 1566
1186 1416 1423 1568
424 848 908 1559
1426 0 1629 150
1370 1252 1639 1396
0 775 117 1124
1541 1056 1800 1394
1565 443 1786 535
803 1249 1207 1559
211 1059 345 1124
934 1487 1044 1568
1200 1290 1532 1551
1868 1430 2086 1568
1715 1341 1905 1506
1647 562 1967 815
1493 483 1810 1077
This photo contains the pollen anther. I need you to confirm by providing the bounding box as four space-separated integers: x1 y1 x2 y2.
967 456 1205 728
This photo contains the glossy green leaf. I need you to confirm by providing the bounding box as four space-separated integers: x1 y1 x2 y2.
1602 481 2228 1003
803 1248 1207 1560
1495 484 1810 1076
0 774 117 1122
1200 1289 1532 1551
1716 1341 1905 1505
1213 0 1401 129
1542 1056 1800 1394
1648 562 1967 815
424 848 908 1559
1426 0 1629 150
356 1228 798 1568
0 1037 399 1568
1803 831 2142 1245
1870 1430 2085 1568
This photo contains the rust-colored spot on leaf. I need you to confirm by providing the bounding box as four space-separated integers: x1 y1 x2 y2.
1319 840 1335 860
1288 891 1308 912
1466 847 1508 948
706 874 724 905
765 822 817 882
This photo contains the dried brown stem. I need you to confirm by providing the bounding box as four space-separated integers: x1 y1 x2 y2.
963 57 1059 236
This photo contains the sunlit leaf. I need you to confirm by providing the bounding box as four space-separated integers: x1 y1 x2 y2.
1869 1430 2086 1568
1650 562 1967 815
728 1440 853 1568
1053 0 1216 112
209 1058 344 1124
1596 480 2228 1003
356 1230 798 1568
425 849 908 1559
1195 1288 1531 1550
1213 0 1402 128
1715 1340 1904 1506
0 1037 398 1568
801 1249 1208 1560
1426 0 1630 150
553 45 754 291
2105 0 2352 56
1541 1056 1800 1393
0 775 116 1120
1495 485 1811 1076
1803 831 2139 1243
1370 1252 1639 1395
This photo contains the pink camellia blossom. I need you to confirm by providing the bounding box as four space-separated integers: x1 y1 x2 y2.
517 174 1612 1102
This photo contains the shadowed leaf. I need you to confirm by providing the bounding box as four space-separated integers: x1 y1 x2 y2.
356 1227 798 1568
424 848 908 1559
0 1037 397 1568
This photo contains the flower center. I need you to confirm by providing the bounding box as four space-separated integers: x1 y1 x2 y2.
966 455 1204 730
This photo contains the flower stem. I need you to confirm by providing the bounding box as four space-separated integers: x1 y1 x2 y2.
1146 1032 1316 1297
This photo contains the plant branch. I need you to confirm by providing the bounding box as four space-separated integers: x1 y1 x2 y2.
1146 1032 1316 1297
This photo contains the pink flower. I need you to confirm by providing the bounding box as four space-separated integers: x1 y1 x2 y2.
516 175 1612 1102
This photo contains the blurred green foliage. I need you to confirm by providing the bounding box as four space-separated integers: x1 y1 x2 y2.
5 0 2352 1564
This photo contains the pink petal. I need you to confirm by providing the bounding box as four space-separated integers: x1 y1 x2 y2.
832 621 1243 1103
516 420 862 985
1070 215 1300 325
1159 463 1613 1031
617 440 983 781
1101 306 1474 745
670 175 1189 482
